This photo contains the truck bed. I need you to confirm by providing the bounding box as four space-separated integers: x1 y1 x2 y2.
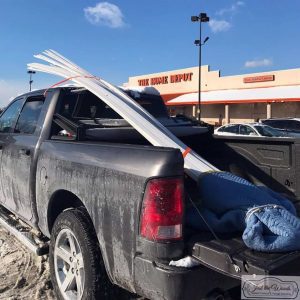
183 134 300 202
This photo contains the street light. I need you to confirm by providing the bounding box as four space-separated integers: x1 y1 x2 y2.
27 70 36 91
191 13 210 121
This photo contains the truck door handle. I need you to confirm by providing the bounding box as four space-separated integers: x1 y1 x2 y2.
19 148 31 156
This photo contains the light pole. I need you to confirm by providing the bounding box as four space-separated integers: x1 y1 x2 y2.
191 13 210 121
27 70 36 91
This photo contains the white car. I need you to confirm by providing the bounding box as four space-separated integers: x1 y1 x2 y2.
214 123 285 137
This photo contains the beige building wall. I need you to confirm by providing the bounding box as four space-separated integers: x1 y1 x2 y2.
199 103 268 125
200 102 300 125
200 104 225 125
204 68 300 92
272 102 300 118
126 66 300 96
125 67 198 97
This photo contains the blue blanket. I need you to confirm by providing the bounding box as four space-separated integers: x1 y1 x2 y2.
186 172 300 252
243 205 300 252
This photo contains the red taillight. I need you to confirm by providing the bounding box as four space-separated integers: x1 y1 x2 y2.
140 178 184 241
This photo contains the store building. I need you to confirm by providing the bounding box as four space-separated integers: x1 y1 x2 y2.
124 66 300 125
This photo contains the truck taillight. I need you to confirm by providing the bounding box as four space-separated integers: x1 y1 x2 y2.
140 178 184 241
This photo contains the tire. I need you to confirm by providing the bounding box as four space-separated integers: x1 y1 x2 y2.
49 207 115 300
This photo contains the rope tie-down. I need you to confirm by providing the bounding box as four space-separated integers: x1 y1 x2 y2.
182 147 191 158
43 75 99 96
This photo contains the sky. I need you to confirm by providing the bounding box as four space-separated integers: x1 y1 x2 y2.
0 0 300 106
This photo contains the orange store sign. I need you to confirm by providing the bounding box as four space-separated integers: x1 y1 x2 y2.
138 72 193 86
243 75 275 83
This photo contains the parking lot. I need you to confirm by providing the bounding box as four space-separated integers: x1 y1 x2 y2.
0 227 54 300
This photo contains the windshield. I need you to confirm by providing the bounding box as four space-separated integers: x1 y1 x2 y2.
254 125 284 137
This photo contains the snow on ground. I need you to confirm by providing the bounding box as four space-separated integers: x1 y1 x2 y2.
0 226 55 300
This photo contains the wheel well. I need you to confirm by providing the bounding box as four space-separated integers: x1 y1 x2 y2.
47 190 85 233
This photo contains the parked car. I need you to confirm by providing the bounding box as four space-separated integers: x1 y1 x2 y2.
260 118 300 137
214 122 285 137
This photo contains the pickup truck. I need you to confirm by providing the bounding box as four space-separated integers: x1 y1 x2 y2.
0 86 300 300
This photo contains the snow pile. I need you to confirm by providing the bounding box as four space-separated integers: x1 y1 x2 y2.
169 256 201 268
0 227 54 299
120 86 161 98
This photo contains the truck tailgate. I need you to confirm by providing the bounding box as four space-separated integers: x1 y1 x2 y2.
188 233 300 279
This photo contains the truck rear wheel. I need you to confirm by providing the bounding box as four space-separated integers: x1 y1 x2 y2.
49 207 114 300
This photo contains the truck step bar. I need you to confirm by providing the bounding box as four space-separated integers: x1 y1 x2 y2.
0 205 49 256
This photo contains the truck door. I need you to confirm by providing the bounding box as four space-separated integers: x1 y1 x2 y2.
0 98 24 205
0 95 45 223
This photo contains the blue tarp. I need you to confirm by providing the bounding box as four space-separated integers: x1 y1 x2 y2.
186 172 300 252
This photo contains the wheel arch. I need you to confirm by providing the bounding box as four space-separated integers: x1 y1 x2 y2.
46 189 117 287
47 189 85 233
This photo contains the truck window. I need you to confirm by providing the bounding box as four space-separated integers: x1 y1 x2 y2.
15 96 44 134
56 92 78 119
0 99 23 133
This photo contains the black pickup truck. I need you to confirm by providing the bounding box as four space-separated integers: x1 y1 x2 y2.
0 86 300 300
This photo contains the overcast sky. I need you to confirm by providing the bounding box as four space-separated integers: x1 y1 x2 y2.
0 0 300 106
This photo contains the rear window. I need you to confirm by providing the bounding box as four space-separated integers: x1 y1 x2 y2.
74 92 121 119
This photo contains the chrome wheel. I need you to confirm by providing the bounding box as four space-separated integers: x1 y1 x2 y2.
54 228 85 300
